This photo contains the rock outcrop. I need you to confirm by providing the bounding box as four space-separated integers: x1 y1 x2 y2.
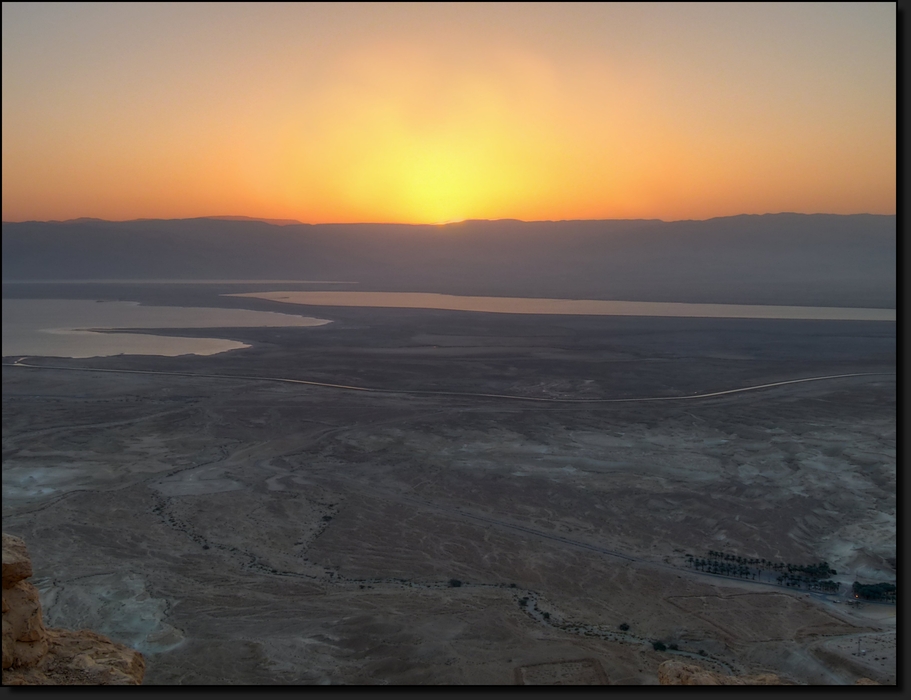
658 660 787 685
2 533 145 685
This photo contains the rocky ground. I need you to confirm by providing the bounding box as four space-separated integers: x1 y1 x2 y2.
1 288 896 684
2 533 144 685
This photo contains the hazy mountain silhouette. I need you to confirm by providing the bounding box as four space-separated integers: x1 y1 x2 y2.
193 215 304 226
1 214 895 308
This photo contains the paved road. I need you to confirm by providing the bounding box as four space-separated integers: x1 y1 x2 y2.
6 356 893 681
4 356 894 594
3 357 894 405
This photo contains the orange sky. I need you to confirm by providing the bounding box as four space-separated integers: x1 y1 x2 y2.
1 3 896 224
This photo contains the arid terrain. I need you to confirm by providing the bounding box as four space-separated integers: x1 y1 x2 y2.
1 283 896 684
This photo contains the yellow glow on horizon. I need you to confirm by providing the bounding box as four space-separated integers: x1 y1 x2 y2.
250 43 574 225
1 4 896 223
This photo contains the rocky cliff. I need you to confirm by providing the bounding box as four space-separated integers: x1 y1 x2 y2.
2 533 145 685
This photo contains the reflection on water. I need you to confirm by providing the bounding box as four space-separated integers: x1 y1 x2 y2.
227 291 896 321
2 299 330 358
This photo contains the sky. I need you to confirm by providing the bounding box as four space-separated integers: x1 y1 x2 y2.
1 2 896 224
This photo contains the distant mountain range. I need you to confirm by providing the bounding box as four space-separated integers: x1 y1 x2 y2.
19 215 306 226
1 214 895 308
185 216 304 226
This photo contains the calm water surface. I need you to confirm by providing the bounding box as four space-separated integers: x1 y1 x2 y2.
2 299 330 358
228 291 896 321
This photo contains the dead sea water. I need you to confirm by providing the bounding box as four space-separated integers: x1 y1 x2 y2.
226 291 896 321
1 299 331 359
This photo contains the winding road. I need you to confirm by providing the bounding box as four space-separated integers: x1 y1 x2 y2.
4 355 894 681
3 357 894 405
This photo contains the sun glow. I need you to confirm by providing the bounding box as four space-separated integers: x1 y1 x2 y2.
254 43 570 225
1 4 896 223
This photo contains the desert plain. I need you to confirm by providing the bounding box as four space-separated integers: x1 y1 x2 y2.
1 282 896 684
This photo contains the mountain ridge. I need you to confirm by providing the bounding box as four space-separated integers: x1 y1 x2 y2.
2 214 896 308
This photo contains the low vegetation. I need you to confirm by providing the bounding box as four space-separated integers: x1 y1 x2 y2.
852 582 896 603
685 550 842 592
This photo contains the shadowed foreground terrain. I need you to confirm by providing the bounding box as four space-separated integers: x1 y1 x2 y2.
1 285 896 684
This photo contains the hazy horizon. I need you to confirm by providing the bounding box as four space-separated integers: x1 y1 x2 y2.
3 214 896 310
1 210 895 227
